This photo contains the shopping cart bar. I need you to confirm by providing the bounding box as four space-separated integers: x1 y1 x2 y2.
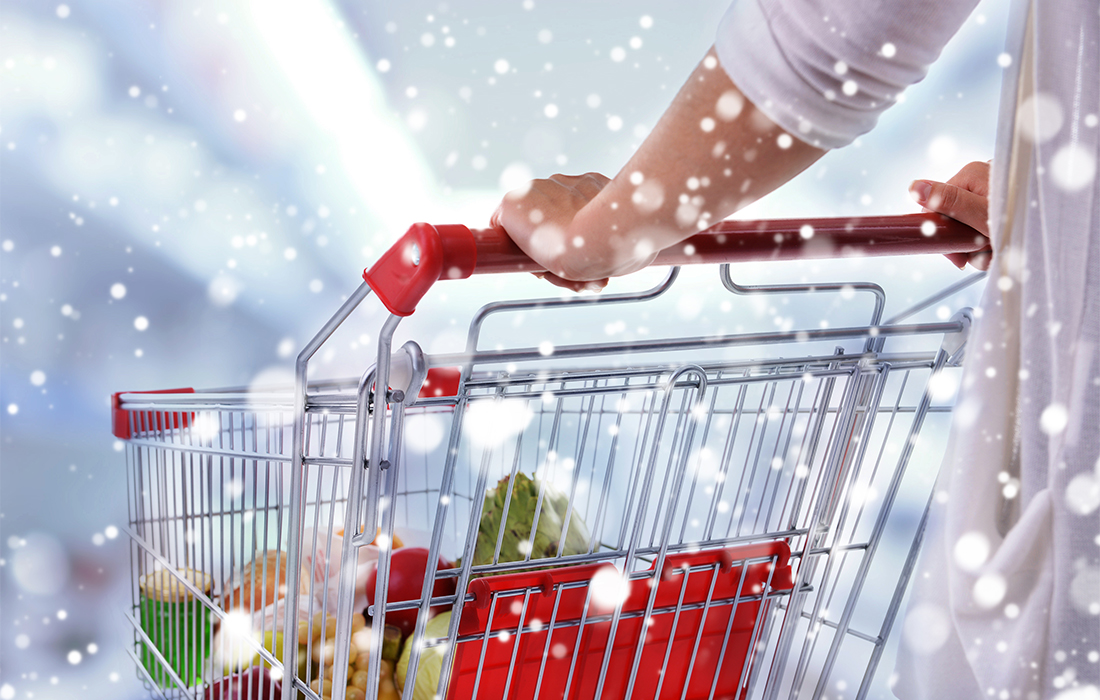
364 213 985 315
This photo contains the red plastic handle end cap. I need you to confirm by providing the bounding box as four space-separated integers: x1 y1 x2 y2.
364 223 477 316
111 388 196 439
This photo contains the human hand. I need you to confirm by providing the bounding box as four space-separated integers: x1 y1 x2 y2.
908 160 993 270
490 172 653 292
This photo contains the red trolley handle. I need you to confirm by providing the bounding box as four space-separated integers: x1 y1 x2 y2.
363 212 987 316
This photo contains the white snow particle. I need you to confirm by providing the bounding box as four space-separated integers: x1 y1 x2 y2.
537 29 552 44
133 316 149 331
30 371 46 387
1050 143 1097 192
544 103 558 118
420 32 435 47
56 4 70 18
972 573 1007 608
472 154 488 171
538 340 554 356
881 43 896 58
903 604 950 655
1066 473 1100 515
1085 114 1099 128
376 59 391 73
407 109 427 131
1 240 12 252
607 115 623 131
639 15 653 29
700 117 715 132
207 274 241 306
277 337 295 358
586 93 601 109
87 643 98 654
57 609 68 619
921 220 937 237
1040 403 1069 435
14 634 30 649
610 47 626 63
309 279 323 293
799 224 814 240
716 90 744 121
953 531 990 572
997 53 1012 68
110 283 126 299
233 109 247 122
494 59 510 75
50 245 62 257
590 566 630 610
834 61 848 75
777 133 793 149
68 650 82 664
104 525 118 539
284 247 297 261
128 86 141 98
842 80 859 96
1019 93 1064 144
630 36 642 50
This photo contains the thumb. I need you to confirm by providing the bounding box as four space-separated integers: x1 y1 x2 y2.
909 179 989 236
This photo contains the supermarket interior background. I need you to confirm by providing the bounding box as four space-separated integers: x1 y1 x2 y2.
1 0 1010 696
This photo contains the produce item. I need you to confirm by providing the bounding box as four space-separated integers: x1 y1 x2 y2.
378 659 401 700
472 473 591 566
366 548 456 638
204 667 280 700
381 625 402 662
223 550 309 613
350 669 369 690
139 567 213 688
396 612 452 700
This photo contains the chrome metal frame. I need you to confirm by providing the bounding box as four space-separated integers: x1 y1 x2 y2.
117 265 977 700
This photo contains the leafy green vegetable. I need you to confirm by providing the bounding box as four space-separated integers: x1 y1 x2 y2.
472 472 591 567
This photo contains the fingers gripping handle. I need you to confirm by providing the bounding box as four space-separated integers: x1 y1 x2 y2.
363 223 477 316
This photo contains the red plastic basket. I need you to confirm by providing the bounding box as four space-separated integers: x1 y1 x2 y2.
443 542 793 700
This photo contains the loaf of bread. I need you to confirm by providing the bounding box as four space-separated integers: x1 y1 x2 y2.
223 550 309 613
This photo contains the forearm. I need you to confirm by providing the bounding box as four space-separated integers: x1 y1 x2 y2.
570 47 826 275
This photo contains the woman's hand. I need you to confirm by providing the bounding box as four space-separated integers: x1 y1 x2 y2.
491 172 644 292
909 160 993 270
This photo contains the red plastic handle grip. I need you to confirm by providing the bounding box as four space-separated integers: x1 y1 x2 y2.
363 213 985 316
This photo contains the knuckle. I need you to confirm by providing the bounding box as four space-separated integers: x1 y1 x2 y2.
936 184 960 212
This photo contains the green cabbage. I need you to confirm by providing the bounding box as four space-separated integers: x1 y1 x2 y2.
395 611 451 700
472 472 591 566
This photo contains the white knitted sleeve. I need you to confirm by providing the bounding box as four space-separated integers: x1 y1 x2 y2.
714 0 980 149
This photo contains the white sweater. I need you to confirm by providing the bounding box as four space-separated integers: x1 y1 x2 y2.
716 1 1100 697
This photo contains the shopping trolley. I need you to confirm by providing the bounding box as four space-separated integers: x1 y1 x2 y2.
114 213 987 700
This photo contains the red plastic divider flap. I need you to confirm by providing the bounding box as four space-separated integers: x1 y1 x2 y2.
445 541 793 700
460 541 792 636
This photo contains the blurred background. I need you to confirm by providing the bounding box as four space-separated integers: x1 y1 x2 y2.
1 0 1009 697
